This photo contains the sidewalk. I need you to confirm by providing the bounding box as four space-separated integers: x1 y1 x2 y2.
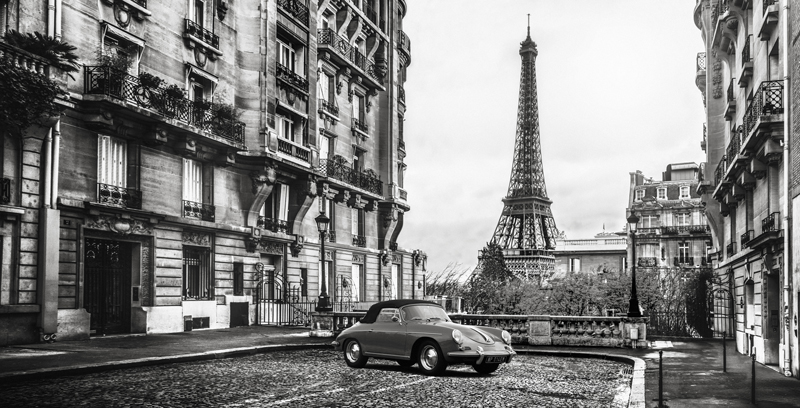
1 329 800 407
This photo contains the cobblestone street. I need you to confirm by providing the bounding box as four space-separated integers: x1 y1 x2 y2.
0 349 631 407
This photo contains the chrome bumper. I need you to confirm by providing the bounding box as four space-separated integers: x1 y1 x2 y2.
447 346 516 364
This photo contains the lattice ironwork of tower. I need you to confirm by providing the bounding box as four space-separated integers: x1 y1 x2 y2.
486 24 559 281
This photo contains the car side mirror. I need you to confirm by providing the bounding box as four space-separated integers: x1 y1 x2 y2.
392 316 399 323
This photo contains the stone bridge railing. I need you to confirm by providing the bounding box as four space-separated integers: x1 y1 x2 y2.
313 311 648 348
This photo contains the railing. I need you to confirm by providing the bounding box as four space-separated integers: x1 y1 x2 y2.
0 39 51 76
696 52 706 71
637 257 658 267
398 30 411 55
97 183 142 209
398 139 405 151
637 227 661 235
673 256 694 266
352 234 366 247
1 178 10 204
352 117 368 133
742 35 752 67
317 28 380 81
741 230 754 247
398 188 407 200
258 217 289 233
318 98 338 116
762 211 780 233
763 0 777 14
727 77 736 102
276 63 309 91
183 200 215 222
258 300 316 326
726 242 736 257
84 66 245 144
277 138 310 162
398 85 405 104
317 158 383 196
327 230 337 243
334 312 365 332
389 242 398 251
714 155 727 187
663 225 710 234
277 0 309 26
726 127 741 167
449 314 531 345
130 0 147 7
743 80 784 137
363 3 378 26
184 19 220 49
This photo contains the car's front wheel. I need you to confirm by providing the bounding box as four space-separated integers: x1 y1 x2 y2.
343 339 368 368
472 363 500 375
417 340 447 376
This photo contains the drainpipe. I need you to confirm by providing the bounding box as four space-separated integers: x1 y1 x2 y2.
782 0 793 378
51 120 61 208
47 0 55 38
55 0 62 40
41 129 53 209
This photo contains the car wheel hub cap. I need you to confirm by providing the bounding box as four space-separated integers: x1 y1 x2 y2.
348 343 360 361
422 347 437 369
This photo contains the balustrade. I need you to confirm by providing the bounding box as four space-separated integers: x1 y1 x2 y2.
258 217 289 233
277 0 309 25
742 80 783 140
352 117 368 133
398 85 405 104
741 230 753 247
84 66 245 144
742 35 752 67
317 28 381 84
184 19 219 49
97 183 142 209
714 155 727 187
726 242 736 257
762 211 780 233
276 63 309 91
319 98 339 116
183 200 215 222
277 138 310 162
317 158 383 196
696 52 706 71
0 41 51 76
352 234 366 247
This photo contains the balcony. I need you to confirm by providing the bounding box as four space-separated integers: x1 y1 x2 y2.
257 217 289 234
1 178 9 204
183 200 215 222
84 66 245 146
397 30 412 66
726 128 742 171
701 123 707 152
318 98 339 118
276 63 309 93
637 227 661 236
662 225 711 235
637 257 658 268
277 0 309 26
739 35 753 87
317 28 384 89
741 80 784 148
724 77 736 120
398 85 406 105
183 19 221 60
352 117 368 136
759 0 779 40
327 230 337 243
389 242 398 251
673 256 694 266
741 230 754 248
97 183 142 210
696 52 706 94
352 234 366 248
276 137 310 163
726 242 736 257
317 157 383 196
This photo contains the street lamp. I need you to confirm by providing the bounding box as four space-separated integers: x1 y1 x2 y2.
627 213 642 318
315 212 332 312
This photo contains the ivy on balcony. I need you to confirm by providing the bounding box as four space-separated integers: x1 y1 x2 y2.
318 155 383 196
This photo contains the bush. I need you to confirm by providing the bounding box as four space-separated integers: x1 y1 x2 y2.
0 63 66 132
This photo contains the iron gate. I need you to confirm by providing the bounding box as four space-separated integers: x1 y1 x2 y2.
85 238 131 335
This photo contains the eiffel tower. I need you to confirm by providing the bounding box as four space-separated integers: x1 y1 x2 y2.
485 20 558 281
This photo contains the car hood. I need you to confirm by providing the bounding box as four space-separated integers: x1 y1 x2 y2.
421 320 497 345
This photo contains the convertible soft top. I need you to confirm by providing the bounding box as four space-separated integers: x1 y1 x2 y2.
360 299 441 323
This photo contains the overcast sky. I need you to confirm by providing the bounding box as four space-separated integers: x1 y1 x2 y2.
399 1 707 275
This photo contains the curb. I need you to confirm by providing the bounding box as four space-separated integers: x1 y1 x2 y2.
514 349 647 408
0 343 332 384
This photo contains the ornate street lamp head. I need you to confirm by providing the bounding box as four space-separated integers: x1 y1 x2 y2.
315 212 330 234
627 213 640 233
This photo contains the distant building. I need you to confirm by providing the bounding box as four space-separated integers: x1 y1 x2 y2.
553 231 627 275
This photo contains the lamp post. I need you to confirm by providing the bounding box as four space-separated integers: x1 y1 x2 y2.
315 212 332 312
627 213 642 318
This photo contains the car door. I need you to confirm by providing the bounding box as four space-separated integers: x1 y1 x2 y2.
362 308 406 357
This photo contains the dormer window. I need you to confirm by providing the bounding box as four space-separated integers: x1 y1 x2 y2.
657 188 666 200
680 186 690 199
635 189 644 201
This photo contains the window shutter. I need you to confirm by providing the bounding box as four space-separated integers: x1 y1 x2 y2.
183 159 202 202
351 264 360 302
351 208 358 235
279 184 290 221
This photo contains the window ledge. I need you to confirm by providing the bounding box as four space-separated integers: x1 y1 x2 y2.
120 0 152 17
0 304 40 314
185 33 223 57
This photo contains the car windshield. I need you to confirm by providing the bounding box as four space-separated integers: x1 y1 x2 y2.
401 305 450 322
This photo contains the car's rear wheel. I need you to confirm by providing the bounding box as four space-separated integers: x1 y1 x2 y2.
397 359 415 368
472 363 500 375
343 339 368 368
417 340 447 376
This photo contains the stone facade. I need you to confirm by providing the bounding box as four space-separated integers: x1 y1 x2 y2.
0 0 425 345
693 0 794 377
553 231 627 275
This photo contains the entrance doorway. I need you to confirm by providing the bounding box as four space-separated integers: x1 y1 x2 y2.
85 238 132 335
765 273 780 364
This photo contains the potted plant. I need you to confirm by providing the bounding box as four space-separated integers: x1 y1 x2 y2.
3 30 80 79
164 84 184 99
211 100 238 120
138 72 163 89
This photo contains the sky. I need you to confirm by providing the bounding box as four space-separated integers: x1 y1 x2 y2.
400 1 707 275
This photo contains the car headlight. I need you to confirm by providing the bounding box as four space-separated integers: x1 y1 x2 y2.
501 330 512 344
452 329 463 345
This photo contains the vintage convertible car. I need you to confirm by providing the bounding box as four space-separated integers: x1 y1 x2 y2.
332 299 516 375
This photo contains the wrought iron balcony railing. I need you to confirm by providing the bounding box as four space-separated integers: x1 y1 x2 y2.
637 257 658 268
131 0 147 7
398 139 405 151
97 183 142 209
398 30 411 55
84 66 245 144
277 0 309 25
183 200 215 222
398 85 405 104
727 77 736 102
763 0 777 14
726 127 742 168
317 28 383 84
743 80 784 137
726 242 736 257
389 241 398 251
673 256 694 266
352 117 368 134
637 227 661 235
742 34 752 67
276 137 310 162
714 155 727 187
184 19 219 49
762 211 780 233
663 225 711 234
276 63 309 91
319 98 339 116
327 230 337 243
317 158 383 196
352 234 366 248
257 217 289 233
741 230 754 247
1 178 10 204
696 52 706 71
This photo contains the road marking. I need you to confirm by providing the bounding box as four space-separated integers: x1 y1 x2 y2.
368 377 435 394
266 387 346 405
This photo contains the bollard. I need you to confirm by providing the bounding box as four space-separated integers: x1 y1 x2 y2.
751 353 756 403
659 350 664 408
723 330 727 373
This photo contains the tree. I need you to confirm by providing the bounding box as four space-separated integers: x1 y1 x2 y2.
0 63 66 133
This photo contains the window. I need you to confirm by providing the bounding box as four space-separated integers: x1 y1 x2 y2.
635 189 644 201
276 114 295 142
351 207 365 247
391 264 399 299
278 39 305 77
397 163 405 188
300 268 308 298
318 71 333 103
319 134 331 160
192 0 205 28
351 264 364 302
98 135 127 188
745 280 755 330
569 258 581 272
641 215 659 228
353 149 364 171
376 307 399 322
233 262 244 296
260 184 290 232
353 94 362 122
675 213 690 226
183 158 203 204
657 188 666 200
680 186 690 199
679 242 690 263
183 246 212 300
